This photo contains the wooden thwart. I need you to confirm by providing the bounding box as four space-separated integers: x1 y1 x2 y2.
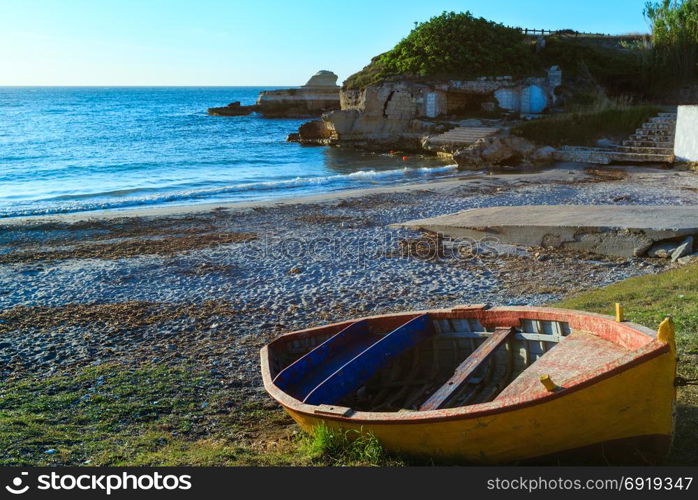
420 327 516 411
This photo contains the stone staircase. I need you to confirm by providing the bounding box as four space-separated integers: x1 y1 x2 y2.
554 112 677 164
426 126 500 150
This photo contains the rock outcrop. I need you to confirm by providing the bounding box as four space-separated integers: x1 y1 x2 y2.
208 71 341 118
452 135 548 168
303 70 339 88
207 101 255 117
287 119 334 145
289 70 561 151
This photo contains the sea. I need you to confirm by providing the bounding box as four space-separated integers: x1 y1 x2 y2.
0 87 460 218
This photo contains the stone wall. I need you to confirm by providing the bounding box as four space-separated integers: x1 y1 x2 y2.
675 105 698 162
384 89 420 119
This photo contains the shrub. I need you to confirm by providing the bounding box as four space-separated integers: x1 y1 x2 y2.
343 11 648 96
379 11 539 80
538 37 647 95
344 11 539 89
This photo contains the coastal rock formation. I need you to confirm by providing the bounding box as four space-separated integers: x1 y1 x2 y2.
208 71 341 118
287 119 334 144
207 101 255 117
452 135 540 168
303 70 339 88
289 70 561 150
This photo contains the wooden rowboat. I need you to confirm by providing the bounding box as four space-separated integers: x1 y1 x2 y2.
260 305 677 464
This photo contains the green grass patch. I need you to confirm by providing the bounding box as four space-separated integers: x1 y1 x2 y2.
299 423 403 466
556 262 698 464
0 364 303 466
511 105 662 147
0 363 396 466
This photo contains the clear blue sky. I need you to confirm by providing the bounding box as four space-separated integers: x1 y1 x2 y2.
0 0 651 86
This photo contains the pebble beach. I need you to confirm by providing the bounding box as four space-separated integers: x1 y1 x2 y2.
2 164 698 403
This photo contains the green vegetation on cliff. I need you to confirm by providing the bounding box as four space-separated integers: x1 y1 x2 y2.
512 105 661 146
345 12 538 89
381 12 537 80
537 37 646 95
343 11 648 93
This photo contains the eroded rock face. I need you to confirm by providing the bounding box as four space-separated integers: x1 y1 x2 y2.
481 138 516 164
303 70 339 88
289 71 562 152
293 82 429 147
531 146 558 163
287 120 335 144
453 136 539 168
256 87 340 118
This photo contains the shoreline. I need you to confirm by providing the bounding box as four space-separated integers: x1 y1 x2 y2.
0 163 633 226
3 163 698 379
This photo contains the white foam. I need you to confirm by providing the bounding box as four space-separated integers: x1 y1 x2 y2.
0 164 461 217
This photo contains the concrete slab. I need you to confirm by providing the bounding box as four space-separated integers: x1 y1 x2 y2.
391 205 698 257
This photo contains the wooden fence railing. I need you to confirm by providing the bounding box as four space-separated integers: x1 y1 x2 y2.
519 28 646 39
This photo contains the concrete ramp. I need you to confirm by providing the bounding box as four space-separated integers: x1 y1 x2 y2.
392 205 698 257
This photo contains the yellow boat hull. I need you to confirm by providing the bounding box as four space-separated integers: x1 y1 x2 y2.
261 306 677 464
283 348 674 463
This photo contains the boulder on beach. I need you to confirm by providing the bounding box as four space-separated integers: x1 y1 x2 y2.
453 135 539 168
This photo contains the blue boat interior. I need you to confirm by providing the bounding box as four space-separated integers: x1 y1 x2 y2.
272 315 578 412
273 314 435 405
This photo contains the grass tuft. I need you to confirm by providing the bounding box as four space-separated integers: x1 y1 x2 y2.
300 423 399 466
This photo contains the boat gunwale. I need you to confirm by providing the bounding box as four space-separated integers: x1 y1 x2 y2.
260 306 669 425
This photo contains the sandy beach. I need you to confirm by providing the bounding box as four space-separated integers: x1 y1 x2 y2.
2 164 697 390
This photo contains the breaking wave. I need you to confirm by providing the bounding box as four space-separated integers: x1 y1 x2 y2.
0 164 460 218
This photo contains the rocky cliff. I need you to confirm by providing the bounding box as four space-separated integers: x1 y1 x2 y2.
208 71 341 118
289 71 560 153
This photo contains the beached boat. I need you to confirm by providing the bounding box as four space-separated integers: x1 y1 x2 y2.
260 305 677 464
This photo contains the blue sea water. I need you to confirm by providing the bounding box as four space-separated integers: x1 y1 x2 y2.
0 87 457 218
